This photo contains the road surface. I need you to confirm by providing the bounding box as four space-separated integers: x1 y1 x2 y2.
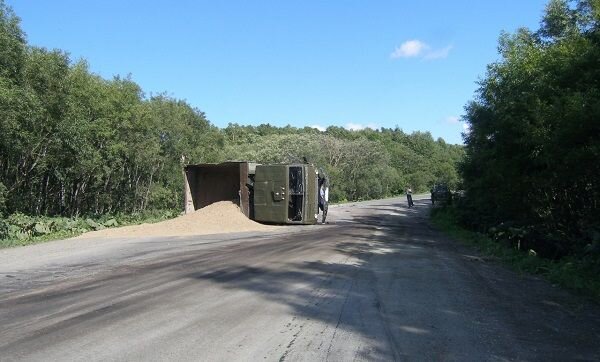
1 197 599 361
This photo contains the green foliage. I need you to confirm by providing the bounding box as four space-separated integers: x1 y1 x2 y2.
0 23 223 217
0 181 6 216
0 0 25 82
0 210 177 248
461 0 600 256
221 126 464 202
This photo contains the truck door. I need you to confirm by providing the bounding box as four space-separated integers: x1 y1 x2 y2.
253 165 288 223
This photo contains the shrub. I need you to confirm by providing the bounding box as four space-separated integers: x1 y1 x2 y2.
0 182 6 217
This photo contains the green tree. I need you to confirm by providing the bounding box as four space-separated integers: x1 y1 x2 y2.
0 0 25 82
461 0 600 254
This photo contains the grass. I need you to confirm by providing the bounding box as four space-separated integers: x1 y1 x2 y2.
0 230 79 248
0 209 180 249
430 207 600 303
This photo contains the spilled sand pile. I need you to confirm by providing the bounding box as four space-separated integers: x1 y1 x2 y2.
76 201 276 239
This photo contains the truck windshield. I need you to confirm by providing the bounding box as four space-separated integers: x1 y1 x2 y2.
288 166 303 221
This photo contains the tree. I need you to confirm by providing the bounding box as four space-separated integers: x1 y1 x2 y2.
0 0 25 83
460 0 600 255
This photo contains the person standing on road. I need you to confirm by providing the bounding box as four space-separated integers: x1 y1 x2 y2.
318 173 329 223
406 186 414 208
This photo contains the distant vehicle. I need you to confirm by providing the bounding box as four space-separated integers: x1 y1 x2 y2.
431 184 451 205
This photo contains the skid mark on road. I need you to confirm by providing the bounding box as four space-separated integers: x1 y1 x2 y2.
278 317 304 362
325 277 355 362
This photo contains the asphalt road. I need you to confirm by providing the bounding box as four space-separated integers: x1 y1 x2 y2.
1 197 599 361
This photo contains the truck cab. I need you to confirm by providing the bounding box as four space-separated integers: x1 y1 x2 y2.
253 164 318 225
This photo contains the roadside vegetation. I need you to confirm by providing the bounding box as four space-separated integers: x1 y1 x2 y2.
0 210 178 248
432 207 600 302
433 0 600 301
0 0 463 247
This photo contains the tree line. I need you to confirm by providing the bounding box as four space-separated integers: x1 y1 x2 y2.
0 0 463 219
459 0 599 257
222 124 463 202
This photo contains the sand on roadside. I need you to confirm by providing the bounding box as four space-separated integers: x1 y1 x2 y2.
76 201 277 239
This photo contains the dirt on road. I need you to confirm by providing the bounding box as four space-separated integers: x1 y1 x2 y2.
76 201 276 239
1 197 599 361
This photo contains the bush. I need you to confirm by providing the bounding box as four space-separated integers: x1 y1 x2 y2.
0 219 8 239
0 182 7 217
0 208 180 248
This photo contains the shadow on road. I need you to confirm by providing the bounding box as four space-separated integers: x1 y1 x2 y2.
186 201 430 360
185 199 600 361
2 198 599 361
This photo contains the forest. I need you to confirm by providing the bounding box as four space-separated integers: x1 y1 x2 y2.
458 0 599 259
0 0 463 225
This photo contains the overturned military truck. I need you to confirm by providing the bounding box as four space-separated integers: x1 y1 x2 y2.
183 162 328 225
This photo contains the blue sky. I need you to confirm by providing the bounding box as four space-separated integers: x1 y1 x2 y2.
10 0 549 144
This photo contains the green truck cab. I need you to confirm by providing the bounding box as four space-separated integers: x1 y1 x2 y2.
253 164 318 225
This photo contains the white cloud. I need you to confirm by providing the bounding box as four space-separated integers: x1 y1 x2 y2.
390 40 429 58
345 123 378 131
391 40 453 60
445 116 460 124
345 123 365 131
310 125 326 132
424 44 453 60
444 115 469 134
